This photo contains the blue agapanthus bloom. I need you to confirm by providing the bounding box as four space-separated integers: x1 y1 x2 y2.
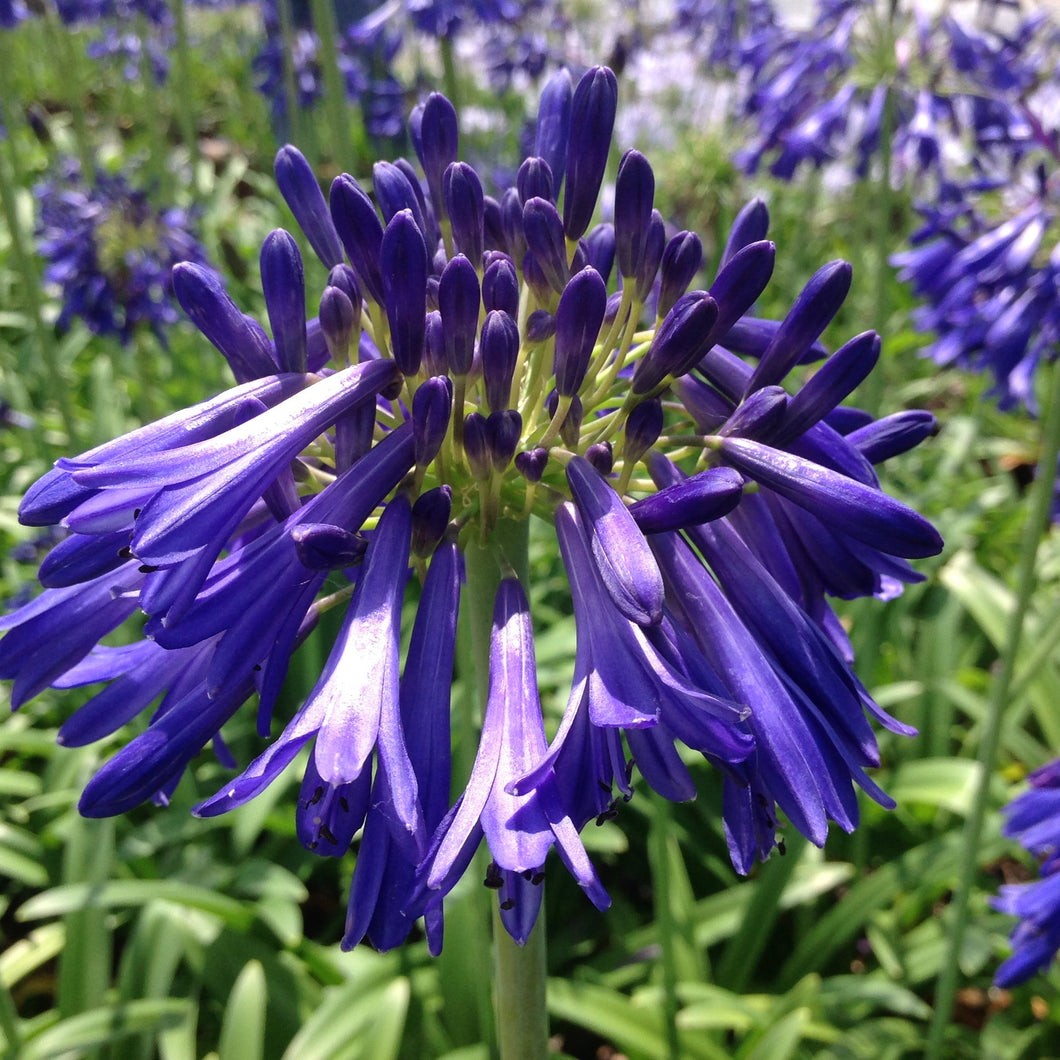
995 758 1060 987
893 165 1060 413
717 0 1059 186
4 66 941 951
36 160 211 344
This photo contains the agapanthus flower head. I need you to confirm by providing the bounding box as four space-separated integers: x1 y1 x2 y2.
35 159 210 345
893 163 1060 413
994 758 1060 987
5 65 941 951
714 0 1060 186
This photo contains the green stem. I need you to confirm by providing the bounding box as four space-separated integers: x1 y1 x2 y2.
0 63 78 449
171 0 202 197
308 0 349 166
862 81 894 418
462 521 548 1060
648 796 682 1060
925 354 1060 1059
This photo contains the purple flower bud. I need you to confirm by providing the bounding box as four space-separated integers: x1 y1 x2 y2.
330 174 386 305
381 210 429 376
327 264 361 306
623 397 663 465
486 410 522 471
709 240 776 340
319 285 357 363
566 454 663 625
744 260 852 398
394 157 431 232
604 290 622 325
463 412 490 479
172 263 278 383
719 197 769 269
535 68 573 196
630 467 744 534
717 437 944 558
634 210 666 302
444 162 485 265
526 309 555 343
614 150 655 279
481 310 520 412
501 188 527 267
414 92 459 221
584 223 616 285
847 410 937 464
523 197 569 295
411 485 453 558
633 291 720 395
483 194 506 253
672 374 734 433
775 331 880 445
482 255 519 318
586 442 613 475
261 230 307 375
274 145 344 269
720 318 827 363
373 161 428 238
334 402 376 471
553 267 607 397
515 448 548 482
517 157 555 205
658 231 703 319
521 252 552 305
563 66 618 242
438 254 481 375
413 376 454 467
547 390 583 447
423 310 446 376
292 523 368 570
719 385 789 442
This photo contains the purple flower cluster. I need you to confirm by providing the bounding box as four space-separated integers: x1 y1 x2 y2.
36 160 211 344
893 166 1060 412
3 66 941 952
707 0 1060 185
995 758 1060 987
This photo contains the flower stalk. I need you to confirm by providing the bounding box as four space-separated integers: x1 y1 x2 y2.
927 353 1060 1058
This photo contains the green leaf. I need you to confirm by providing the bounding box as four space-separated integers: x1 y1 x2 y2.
17 880 254 930
218 960 267 1060
0 924 66 990
548 978 730 1060
20 999 193 1060
884 758 982 815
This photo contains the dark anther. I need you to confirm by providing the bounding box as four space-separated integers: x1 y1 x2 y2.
137 564 159 574
252 663 262 671
308 841 318 850
624 760 635 783
484 862 504 889
777 839 787 856
597 779 611 793
118 546 134 559
133 508 142 518
521 869 534 881
531 872 545 886
339 796 350 813
756 793 770 807
320 824 338 845
500 899 515 911
595 807 618 826
308 786 324 806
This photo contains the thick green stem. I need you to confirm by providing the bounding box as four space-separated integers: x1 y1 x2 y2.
926 354 1060 1058
463 520 548 1060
